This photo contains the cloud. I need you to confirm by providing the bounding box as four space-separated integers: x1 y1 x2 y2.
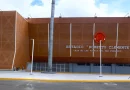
55 0 107 17
55 0 128 17
31 0 43 6
29 0 128 17
0 0 32 17
0 0 129 18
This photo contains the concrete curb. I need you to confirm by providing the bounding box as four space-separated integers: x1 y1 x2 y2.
0 78 130 82
57 72 130 76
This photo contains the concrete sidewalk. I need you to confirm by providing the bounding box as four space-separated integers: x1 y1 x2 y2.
0 71 130 82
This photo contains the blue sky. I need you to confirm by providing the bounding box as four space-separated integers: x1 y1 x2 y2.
0 0 130 17
96 0 130 13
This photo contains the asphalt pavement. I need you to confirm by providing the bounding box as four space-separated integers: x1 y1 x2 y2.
0 80 130 90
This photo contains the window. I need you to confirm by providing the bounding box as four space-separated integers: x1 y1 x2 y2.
77 63 90 66
94 64 100 66
77 63 85 66
103 64 111 66
116 64 123 66
86 63 90 66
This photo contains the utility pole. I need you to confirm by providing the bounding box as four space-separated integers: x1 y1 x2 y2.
48 0 55 72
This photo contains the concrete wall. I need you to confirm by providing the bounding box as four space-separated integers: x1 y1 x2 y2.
0 11 15 69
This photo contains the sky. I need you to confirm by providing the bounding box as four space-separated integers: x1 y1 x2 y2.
0 0 130 18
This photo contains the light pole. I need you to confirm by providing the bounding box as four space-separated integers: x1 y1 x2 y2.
94 32 105 77
30 39 34 75
99 40 102 77
48 0 55 72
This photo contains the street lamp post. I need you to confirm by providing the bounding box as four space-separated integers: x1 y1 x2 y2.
99 40 102 77
94 32 105 77
30 39 34 75
48 0 55 72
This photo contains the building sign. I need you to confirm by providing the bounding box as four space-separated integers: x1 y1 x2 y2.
66 45 130 52
94 32 105 43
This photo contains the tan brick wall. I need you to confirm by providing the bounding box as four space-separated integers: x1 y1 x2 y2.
0 11 15 69
14 12 30 69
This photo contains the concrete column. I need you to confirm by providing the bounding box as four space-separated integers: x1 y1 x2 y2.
90 63 94 73
69 63 73 72
111 64 116 74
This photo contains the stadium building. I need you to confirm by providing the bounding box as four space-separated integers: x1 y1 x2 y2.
1 11 130 74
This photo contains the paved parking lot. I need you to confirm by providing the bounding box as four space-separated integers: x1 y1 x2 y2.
0 80 130 90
